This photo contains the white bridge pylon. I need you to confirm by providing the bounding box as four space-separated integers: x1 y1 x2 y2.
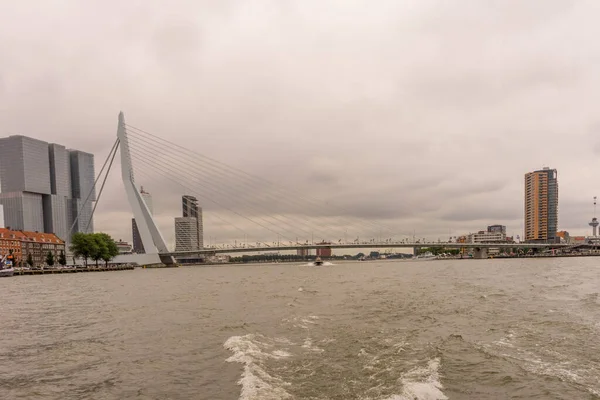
117 112 174 264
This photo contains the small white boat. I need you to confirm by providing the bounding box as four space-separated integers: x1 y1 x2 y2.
0 267 14 277
314 257 324 266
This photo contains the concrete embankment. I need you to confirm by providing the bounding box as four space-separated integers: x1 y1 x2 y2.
14 265 135 275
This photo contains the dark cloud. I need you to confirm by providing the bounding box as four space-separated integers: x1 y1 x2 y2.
1 0 599 245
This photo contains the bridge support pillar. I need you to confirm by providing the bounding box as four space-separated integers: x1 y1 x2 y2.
414 247 421 257
473 247 488 259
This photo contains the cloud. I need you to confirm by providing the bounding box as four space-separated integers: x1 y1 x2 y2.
1 0 599 246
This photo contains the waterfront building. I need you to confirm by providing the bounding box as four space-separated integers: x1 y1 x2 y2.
174 217 199 252
315 241 332 257
571 236 586 244
0 136 50 233
182 195 203 249
524 168 558 242
20 231 65 266
0 228 23 261
68 150 96 235
467 231 507 243
297 248 309 257
0 228 65 266
465 229 509 256
0 135 95 243
556 231 570 243
132 186 153 253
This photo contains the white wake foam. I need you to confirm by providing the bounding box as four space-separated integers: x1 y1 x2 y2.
224 334 293 399
386 358 448 400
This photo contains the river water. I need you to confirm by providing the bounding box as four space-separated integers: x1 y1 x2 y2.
1 258 600 399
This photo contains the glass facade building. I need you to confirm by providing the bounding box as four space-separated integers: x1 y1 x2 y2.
174 216 199 252
182 195 203 249
0 135 95 243
0 135 51 194
0 192 45 232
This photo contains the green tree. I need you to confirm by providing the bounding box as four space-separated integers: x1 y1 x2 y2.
70 232 98 267
98 233 119 266
58 251 67 267
46 251 55 267
26 253 34 268
90 233 108 267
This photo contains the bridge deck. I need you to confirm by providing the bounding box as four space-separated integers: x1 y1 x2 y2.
162 242 570 256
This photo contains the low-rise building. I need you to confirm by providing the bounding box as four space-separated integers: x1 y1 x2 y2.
0 228 23 262
20 231 65 266
556 231 570 243
467 231 507 243
466 229 509 256
297 248 309 257
316 241 332 257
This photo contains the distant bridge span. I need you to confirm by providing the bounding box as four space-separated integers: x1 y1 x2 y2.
113 113 573 265
163 242 571 258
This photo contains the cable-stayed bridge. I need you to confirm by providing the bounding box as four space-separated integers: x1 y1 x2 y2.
93 113 567 265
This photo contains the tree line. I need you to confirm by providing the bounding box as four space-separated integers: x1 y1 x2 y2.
70 233 119 267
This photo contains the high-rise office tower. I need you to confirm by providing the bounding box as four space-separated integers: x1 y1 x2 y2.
524 167 558 242
68 150 96 234
182 195 203 249
0 135 95 242
174 216 199 252
132 186 153 253
0 136 51 233
45 143 71 242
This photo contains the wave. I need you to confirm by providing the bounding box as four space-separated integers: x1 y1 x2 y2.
369 358 447 400
394 358 448 400
224 334 293 400
481 329 600 397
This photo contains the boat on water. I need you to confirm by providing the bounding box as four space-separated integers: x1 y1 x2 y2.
314 257 324 266
413 252 438 261
0 256 15 277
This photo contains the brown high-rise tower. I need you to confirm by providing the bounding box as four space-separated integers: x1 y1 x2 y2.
524 168 558 242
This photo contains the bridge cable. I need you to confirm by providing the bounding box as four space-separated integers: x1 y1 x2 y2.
127 140 340 242
126 125 399 239
128 153 297 242
131 168 254 248
125 124 405 238
85 140 120 233
126 129 389 241
68 138 120 237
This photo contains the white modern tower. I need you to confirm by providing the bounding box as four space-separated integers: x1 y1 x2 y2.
117 112 174 265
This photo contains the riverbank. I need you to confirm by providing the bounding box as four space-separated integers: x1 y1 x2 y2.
13 265 135 275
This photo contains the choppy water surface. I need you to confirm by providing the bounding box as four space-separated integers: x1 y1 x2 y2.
2 258 600 399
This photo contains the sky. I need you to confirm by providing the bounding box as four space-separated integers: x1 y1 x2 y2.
1 0 600 248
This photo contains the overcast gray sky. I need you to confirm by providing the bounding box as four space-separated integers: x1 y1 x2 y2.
1 0 599 247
